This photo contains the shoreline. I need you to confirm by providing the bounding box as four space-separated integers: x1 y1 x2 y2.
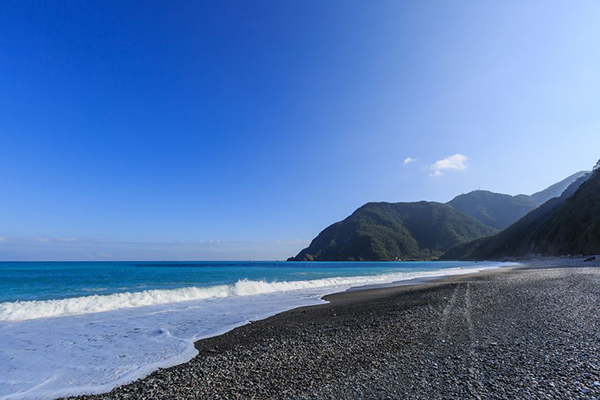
62 261 570 400
2 262 508 400
69 258 600 399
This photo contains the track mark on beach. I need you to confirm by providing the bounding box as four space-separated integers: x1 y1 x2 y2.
434 283 464 399
434 282 483 398
463 282 473 338
440 283 460 337
462 282 483 396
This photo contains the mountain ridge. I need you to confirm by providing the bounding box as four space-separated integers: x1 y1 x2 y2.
447 190 538 230
446 170 589 230
442 170 596 260
289 169 595 262
289 201 496 261
528 170 589 204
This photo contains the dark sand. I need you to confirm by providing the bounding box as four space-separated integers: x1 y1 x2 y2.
71 260 600 399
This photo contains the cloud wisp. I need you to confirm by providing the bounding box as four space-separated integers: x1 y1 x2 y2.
429 154 468 177
403 157 417 165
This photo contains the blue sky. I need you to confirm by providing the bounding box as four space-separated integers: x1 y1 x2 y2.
1 1 600 260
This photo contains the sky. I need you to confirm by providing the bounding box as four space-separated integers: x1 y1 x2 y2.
1 0 600 261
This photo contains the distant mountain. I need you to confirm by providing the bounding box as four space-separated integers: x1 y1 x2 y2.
528 170 589 204
290 169 594 262
448 191 538 230
447 171 589 230
289 202 497 261
442 170 596 260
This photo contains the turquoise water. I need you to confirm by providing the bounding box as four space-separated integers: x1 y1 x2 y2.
0 260 487 303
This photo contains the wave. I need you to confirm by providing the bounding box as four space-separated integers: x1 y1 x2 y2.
0 265 506 322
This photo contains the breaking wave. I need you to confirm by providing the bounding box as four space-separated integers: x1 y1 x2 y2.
0 265 504 321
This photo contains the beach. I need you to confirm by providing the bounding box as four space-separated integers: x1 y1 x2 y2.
69 259 600 399
0 261 506 399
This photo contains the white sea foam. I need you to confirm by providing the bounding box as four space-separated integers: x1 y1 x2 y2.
0 263 517 399
0 285 230 322
0 265 509 322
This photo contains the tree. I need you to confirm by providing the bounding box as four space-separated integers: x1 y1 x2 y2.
595 159 600 171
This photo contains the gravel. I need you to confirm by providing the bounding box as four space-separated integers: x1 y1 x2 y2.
69 261 600 399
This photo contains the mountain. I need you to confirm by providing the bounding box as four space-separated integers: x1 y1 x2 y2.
447 171 589 230
290 169 594 262
288 202 497 261
442 170 596 260
529 170 589 204
448 191 538 230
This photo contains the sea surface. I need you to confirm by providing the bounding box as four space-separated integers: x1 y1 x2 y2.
0 261 515 399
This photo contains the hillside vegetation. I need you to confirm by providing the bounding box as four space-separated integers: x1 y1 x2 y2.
447 171 588 229
289 202 497 261
289 169 596 262
448 191 538 230
442 171 597 260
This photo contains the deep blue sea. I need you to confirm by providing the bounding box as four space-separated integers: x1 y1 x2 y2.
0 260 514 399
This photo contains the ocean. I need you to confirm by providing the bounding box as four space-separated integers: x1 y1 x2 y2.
0 261 514 399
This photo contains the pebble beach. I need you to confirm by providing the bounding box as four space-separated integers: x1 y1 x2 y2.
70 260 600 399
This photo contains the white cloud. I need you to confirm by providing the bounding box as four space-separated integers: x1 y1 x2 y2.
35 237 51 242
429 154 468 176
99 252 113 258
0 237 6 242
403 157 416 165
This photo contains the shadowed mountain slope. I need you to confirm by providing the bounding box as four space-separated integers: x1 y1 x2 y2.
448 191 538 230
529 170 589 204
442 170 596 260
447 171 589 230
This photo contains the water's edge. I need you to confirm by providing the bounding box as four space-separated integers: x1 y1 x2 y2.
0 263 516 400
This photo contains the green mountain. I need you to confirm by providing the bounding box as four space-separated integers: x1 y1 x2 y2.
448 191 538 230
447 171 589 230
290 169 595 262
442 170 596 260
289 202 497 261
